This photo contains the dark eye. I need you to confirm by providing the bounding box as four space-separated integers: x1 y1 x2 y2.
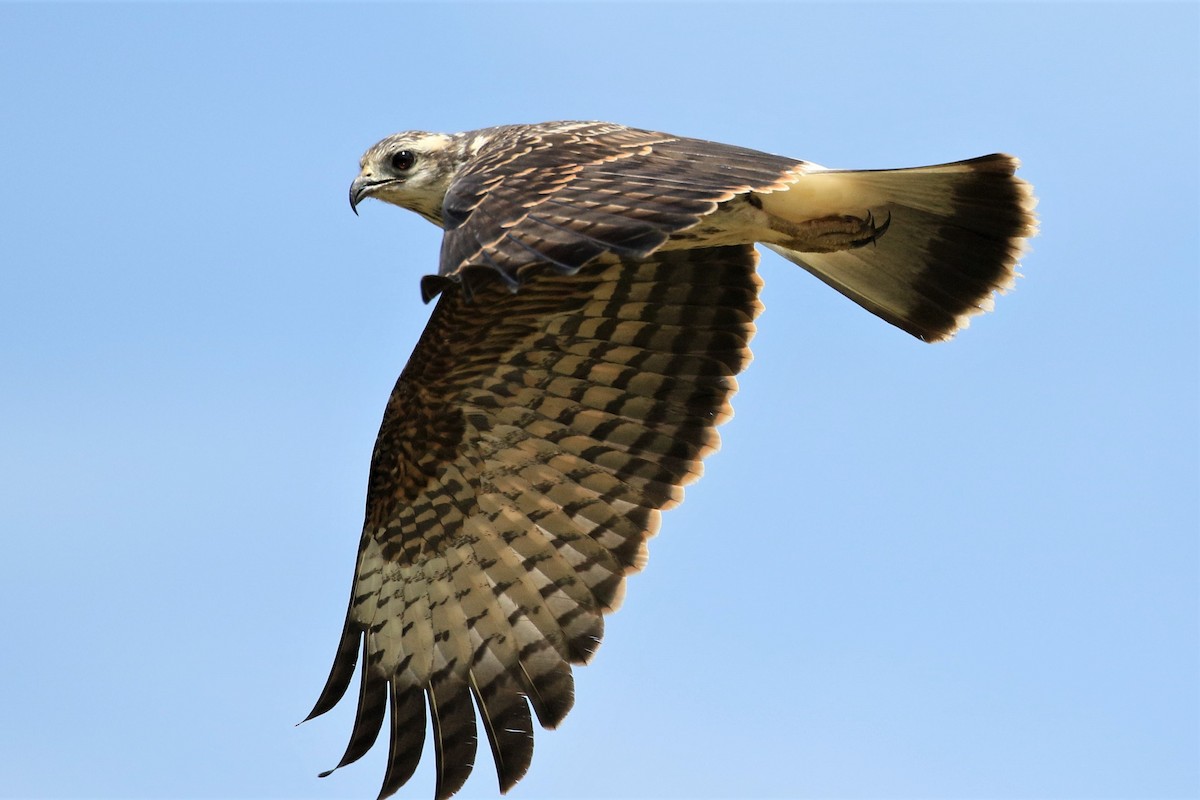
391 150 416 171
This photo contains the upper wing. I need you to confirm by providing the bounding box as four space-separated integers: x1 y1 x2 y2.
307 244 764 800
435 122 805 294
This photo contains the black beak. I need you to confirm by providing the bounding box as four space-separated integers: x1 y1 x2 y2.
349 176 370 216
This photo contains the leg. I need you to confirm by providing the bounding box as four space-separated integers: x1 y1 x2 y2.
768 209 891 253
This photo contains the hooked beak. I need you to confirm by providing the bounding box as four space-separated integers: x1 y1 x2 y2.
348 175 374 216
350 174 400 215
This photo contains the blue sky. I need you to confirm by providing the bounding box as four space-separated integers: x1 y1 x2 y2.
1 3 1197 799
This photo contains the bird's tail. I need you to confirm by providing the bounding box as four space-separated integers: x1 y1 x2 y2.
761 155 1038 342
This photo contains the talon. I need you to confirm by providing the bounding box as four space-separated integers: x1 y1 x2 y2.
775 211 891 252
874 209 891 241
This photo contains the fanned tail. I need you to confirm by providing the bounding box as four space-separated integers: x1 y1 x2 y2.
762 154 1038 341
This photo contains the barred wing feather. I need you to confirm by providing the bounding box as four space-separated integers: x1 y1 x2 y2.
438 122 806 289
307 244 763 799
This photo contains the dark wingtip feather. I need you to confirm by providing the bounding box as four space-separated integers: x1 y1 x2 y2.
470 678 535 794
326 639 389 774
304 621 363 723
430 676 479 800
518 651 575 729
375 683 428 800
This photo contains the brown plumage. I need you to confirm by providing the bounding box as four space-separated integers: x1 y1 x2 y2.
314 121 1038 799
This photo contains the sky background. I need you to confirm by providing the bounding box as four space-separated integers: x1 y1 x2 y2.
1 3 1197 799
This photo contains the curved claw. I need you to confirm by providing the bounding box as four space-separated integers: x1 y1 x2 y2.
870 209 892 246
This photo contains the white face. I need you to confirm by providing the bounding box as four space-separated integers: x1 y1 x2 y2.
350 132 457 225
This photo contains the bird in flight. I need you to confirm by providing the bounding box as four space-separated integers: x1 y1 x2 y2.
305 120 1037 799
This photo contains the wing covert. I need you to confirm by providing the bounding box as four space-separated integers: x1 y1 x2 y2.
437 122 805 292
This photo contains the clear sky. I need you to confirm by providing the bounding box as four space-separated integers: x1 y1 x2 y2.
2 3 1197 799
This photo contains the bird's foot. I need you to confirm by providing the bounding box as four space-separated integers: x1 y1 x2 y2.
774 209 892 253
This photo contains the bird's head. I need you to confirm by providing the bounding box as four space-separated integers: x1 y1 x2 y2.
349 131 461 226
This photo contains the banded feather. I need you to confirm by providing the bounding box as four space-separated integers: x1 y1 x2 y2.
308 245 762 799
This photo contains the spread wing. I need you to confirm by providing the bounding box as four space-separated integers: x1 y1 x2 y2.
308 244 764 800
434 121 806 293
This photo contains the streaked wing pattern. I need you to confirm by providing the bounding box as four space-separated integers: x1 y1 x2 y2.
437 122 806 292
319 118 1038 799
308 244 763 799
